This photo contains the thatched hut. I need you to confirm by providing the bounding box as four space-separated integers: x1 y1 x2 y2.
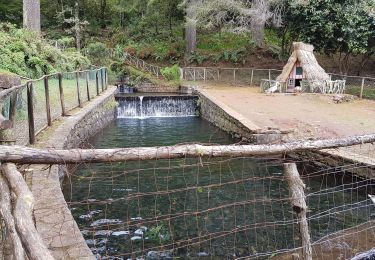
277 42 330 91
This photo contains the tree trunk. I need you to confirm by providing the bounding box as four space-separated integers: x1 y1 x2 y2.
74 1 81 52
0 134 373 164
23 0 41 33
100 0 107 29
185 1 197 54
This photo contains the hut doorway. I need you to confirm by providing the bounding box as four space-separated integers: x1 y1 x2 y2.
295 79 302 87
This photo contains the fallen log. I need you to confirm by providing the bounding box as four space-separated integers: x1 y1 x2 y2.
0 172 25 260
0 134 373 164
1 163 55 260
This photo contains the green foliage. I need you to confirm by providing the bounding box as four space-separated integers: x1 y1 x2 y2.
160 64 181 81
145 224 171 244
84 42 109 65
0 23 90 78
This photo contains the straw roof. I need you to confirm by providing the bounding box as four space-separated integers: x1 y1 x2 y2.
276 42 330 82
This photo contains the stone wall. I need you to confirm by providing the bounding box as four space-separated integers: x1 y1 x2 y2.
197 89 284 144
136 82 180 93
31 87 117 260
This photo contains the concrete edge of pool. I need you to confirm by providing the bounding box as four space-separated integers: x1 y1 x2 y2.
31 86 117 259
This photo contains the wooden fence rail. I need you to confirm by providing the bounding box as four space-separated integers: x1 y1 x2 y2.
0 67 109 145
0 134 374 164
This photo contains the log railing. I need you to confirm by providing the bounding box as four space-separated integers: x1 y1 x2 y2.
0 67 109 146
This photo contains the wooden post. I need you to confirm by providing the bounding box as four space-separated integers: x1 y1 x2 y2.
268 69 271 80
250 70 254 86
27 82 35 145
9 92 17 125
360 78 365 99
58 73 67 116
193 69 196 81
43 76 52 126
105 68 108 90
101 69 105 92
86 71 90 101
233 69 236 84
96 71 100 95
204 68 207 81
75 72 82 108
217 69 220 81
284 163 312 260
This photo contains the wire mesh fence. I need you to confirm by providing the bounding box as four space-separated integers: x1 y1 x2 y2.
0 67 108 146
182 67 282 87
61 144 375 259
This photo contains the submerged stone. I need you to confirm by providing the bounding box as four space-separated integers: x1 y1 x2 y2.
112 231 130 237
91 219 123 227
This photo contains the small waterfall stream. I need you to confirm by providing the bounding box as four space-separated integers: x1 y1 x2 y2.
117 95 198 118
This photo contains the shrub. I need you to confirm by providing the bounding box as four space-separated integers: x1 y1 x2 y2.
0 23 91 78
84 42 109 65
160 65 181 81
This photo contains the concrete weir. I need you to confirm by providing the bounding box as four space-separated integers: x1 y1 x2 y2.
31 86 117 259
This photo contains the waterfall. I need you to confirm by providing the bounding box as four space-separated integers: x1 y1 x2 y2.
117 95 198 119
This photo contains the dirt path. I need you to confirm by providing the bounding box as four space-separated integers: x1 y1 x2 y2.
199 86 375 140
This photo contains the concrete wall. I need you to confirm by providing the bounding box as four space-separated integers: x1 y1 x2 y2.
31 87 117 260
136 82 180 93
197 89 283 144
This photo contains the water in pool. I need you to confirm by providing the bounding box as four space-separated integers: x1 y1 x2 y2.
63 117 373 259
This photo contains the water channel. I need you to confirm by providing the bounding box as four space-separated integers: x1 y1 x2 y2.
63 95 373 259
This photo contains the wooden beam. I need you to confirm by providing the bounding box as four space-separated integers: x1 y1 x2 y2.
1 163 55 260
0 134 373 164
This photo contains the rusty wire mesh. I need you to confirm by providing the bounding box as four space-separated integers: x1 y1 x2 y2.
62 144 375 259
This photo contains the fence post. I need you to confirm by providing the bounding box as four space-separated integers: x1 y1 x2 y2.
27 82 35 145
101 69 105 92
284 163 312 260
9 92 17 125
106 68 109 89
96 71 100 96
193 69 196 81
360 78 365 99
233 69 236 84
217 69 220 81
58 73 67 116
86 71 90 102
43 76 52 126
250 70 254 86
204 68 207 81
268 69 271 80
75 72 82 108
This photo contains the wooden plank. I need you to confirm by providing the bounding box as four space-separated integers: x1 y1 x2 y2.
44 76 52 126
0 134 374 164
27 82 35 145
58 73 67 116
